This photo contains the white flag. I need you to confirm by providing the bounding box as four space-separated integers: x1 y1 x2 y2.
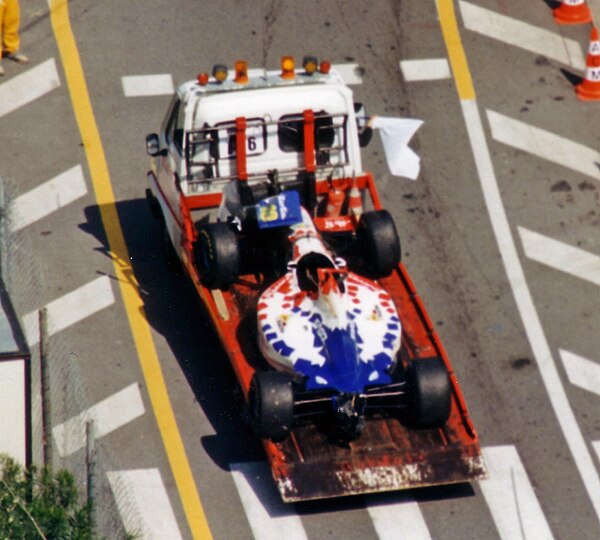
371 116 424 180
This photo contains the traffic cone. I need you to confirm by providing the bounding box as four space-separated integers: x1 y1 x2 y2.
553 0 592 25
348 182 363 217
576 28 600 101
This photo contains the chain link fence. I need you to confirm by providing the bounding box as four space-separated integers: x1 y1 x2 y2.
0 176 144 539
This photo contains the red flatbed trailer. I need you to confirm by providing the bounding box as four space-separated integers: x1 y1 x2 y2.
146 62 486 500
166 167 486 502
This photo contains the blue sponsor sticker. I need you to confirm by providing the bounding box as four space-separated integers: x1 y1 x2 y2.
256 191 302 229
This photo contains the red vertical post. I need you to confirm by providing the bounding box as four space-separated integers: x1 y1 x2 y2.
303 109 316 173
235 116 248 181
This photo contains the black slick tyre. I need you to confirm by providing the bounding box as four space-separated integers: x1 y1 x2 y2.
194 222 240 289
248 371 294 442
357 210 400 277
405 357 451 428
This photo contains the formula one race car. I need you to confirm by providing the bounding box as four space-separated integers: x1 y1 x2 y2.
146 56 485 501
200 187 451 442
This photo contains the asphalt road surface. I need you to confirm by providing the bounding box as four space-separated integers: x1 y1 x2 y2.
1 1 599 539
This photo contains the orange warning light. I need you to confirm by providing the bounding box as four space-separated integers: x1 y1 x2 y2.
234 60 249 84
281 56 295 79
212 64 228 83
303 56 318 75
197 72 209 86
319 60 331 74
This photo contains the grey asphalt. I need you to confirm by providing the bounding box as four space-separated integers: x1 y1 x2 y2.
1 1 598 539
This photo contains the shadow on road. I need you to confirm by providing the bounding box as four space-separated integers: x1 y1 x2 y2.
79 198 264 471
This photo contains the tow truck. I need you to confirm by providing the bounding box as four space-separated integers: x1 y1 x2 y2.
145 56 486 502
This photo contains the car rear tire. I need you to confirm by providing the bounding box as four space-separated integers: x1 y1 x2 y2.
405 357 451 428
249 371 294 442
357 210 400 277
195 222 240 289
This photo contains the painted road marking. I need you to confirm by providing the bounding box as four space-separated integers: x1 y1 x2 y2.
560 350 600 397
594 441 600 462
122 74 174 97
21 275 115 346
459 1 585 70
49 2 211 537
0 58 61 118
366 494 432 540
519 227 600 286
437 0 600 523
107 468 183 540
400 58 451 82
52 383 145 457
332 63 363 85
230 461 308 540
8 165 87 232
480 446 554 540
487 110 600 182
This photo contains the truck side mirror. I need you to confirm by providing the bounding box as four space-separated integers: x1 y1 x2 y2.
146 133 161 157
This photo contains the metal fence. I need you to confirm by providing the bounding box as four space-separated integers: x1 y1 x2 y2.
0 176 143 539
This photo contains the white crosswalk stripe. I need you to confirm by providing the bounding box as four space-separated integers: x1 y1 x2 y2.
230 461 308 540
122 74 174 97
518 227 600 286
332 63 363 85
479 445 554 540
594 441 600 462
487 110 600 182
0 59 61 118
560 350 600 397
8 165 88 232
107 468 183 540
459 1 585 70
52 383 145 457
21 275 115 346
400 58 451 82
366 494 432 540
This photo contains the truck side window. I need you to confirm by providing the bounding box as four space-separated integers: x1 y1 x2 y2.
165 99 185 153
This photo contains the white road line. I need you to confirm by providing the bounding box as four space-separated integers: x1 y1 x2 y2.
487 110 600 182
399 58 451 82
0 360 26 464
480 446 554 540
519 228 600 286
366 494 432 540
122 74 174 97
0 58 61 118
107 468 183 540
560 350 600 397
332 63 363 85
460 98 600 523
8 165 87 232
594 441 600 462
459 1 585 70
52 383 145 457
22 275 115 346
230 461 308 540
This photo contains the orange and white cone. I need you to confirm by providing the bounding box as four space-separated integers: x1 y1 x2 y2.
348 182 363 218
553 0 592 25
576 27 600 101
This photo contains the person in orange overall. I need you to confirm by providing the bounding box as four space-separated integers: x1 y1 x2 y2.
0 0 29 76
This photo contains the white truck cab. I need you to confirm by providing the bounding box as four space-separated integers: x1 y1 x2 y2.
147 57 368 220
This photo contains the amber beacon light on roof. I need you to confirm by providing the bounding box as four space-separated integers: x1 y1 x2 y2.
196 55 333 86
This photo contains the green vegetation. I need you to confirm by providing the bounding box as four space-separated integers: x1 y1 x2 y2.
0 454 94 540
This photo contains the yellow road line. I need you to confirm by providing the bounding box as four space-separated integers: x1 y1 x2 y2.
437 0 476 100
48 1 212 538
